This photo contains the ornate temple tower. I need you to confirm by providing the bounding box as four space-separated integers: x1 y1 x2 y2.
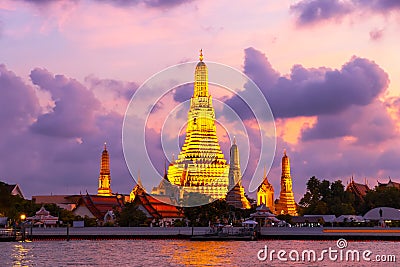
257 169 274 211
167 50 229 200
226 138 251 209
275 150 297 215
98 143 112 196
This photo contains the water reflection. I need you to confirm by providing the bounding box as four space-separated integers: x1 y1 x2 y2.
167 241 233 266
0 239 398 266
12 243 32 267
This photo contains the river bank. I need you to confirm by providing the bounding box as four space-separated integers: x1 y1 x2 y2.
13 227 400 241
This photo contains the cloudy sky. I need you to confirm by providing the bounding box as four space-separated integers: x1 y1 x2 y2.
1 0 399 201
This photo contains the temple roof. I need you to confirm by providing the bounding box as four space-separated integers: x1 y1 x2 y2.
346 179 369 198
133 191 183 219
258 176 274 192
378 179 400 189
75 194 124 220
3 183 24 198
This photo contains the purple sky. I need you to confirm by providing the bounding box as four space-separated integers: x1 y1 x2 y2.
1 0 400 201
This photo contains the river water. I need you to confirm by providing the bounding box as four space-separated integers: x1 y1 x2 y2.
0 240 398 266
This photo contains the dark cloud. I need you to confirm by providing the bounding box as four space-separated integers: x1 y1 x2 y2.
301 100 396 144
355 0 400 12
290 0 353 26
172 83 193 103
30 68 101 138
0 64 40 131
0 64 136 197
291 0 400 26
231 47 389 119
243 47 280 90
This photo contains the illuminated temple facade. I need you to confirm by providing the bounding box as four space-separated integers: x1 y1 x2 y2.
167 50 229 200
275 150 298 216
98 143 112 196
257 169 274 211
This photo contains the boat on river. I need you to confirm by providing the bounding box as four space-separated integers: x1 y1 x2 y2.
190 221 260 241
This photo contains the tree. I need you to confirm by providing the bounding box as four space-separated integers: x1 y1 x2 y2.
184 199 232 226
0 181 39 224
361 186 400 214
299 177 355 216
116 202 147 227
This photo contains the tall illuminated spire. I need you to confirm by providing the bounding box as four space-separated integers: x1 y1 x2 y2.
98 143 112 196
226 139 251 209
193 50 208 98
167 50 229 201
228 138 240 188
276 150 297 215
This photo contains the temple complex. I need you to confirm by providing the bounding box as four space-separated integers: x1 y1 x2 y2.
225 138 251 209
166 50 229 201
98 143 112 196
257 169 274 211
274 150 298 216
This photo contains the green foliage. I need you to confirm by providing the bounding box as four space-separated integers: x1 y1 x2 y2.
103 222 114 227
360 186 400 214
0 181 39 223
115 202 147 227
172 219 187 227
183 199 249 226
0 181 80 226
299 176 355 216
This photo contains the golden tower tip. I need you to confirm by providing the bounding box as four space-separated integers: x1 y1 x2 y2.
283 148 286 156
233 136 236 145
104 142 107 150
199 49 203 62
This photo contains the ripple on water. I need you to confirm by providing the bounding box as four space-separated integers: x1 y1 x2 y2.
0 239 398 266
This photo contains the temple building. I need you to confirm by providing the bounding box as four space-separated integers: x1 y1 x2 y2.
73 193 125 225
377 178 400 190
275 150 298 216
257 169 274 211
346 177 369 204
98 143 112 196
225 138 251 209
131 185 183 227
167 50 229 201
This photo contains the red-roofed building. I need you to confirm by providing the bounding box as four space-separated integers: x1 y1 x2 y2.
132 186 184 226
73 194 125 224
346 177 370 202
378 178 400 190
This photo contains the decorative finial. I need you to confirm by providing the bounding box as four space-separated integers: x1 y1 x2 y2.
233 136 236 145
283 148 286 156
199 49 203 62
104 142 107 150
263 165 266 178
